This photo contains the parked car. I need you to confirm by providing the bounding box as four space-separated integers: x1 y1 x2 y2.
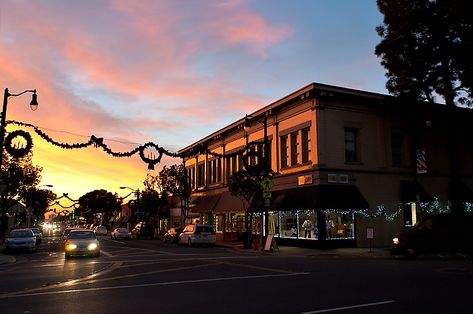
111 228 131 240
179 224 216 247
391 213 473 257
163 227 183 243
5 228 36 252
131 222 154 239
94 225 108 236
64 229 100 258
31 227 43 244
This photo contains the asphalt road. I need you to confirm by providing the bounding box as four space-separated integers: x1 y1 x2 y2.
0 233 472 314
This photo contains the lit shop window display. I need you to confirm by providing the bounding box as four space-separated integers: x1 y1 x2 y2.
268 210 355 240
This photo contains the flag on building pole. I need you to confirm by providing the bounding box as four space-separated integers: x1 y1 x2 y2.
416 148 427 174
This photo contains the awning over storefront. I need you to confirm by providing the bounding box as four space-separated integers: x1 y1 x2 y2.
400 180 432 203
250 184 369 212
191 194 222 213
214 192 249 213
449 181 473 203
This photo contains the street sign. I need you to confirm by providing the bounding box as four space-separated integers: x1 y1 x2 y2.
261 177 273 192
263 191 272 199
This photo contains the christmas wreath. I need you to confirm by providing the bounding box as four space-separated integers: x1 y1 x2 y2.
4 130 33 158
242 150 264 175
139 143 163 170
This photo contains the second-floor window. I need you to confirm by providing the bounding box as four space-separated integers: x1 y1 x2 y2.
187 167 195 190
197 163 205 187
301 127 310 163
391 132 410 167
290 132 298 166
207 158 222 185
280 135 288 168
344 127 360 162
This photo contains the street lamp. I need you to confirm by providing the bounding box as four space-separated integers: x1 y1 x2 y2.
0 88 39 168
120 186 141 222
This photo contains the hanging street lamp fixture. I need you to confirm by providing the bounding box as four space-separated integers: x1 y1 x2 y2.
0 88 39 168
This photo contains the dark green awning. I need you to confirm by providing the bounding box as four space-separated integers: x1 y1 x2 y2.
250 184 369 212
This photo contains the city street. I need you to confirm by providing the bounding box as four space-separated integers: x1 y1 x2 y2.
1 233 472 314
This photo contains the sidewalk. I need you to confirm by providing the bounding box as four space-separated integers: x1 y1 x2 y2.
216 240 391 258
0 243 16 265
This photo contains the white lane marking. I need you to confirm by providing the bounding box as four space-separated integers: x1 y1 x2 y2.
0 272 309 299
301 300 396 313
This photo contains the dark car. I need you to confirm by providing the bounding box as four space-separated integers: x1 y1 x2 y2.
163 227 183 243
391 214 473 257
131 222 154 239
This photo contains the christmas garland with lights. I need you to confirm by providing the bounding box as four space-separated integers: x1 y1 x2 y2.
4 129 33 158
6 120 265 169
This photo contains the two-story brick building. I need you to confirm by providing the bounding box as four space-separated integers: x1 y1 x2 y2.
178 82 473 248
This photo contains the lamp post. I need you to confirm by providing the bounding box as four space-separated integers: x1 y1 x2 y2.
120 186 141 223
0 88 39 168
243 113 271 241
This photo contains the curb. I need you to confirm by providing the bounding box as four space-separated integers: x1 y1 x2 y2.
0 253 16 265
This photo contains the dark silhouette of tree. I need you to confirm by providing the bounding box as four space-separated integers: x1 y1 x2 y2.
375 0 473 214
0 153 42 240
78 189 121 225
375 0 472 106
228 170 263 247
158 164 191 225
21 187 56 225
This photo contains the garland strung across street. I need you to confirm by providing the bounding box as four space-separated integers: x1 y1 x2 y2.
6 120 265 170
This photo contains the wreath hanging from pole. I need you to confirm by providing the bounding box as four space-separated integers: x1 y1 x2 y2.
4 130 33 158
242 150 264 176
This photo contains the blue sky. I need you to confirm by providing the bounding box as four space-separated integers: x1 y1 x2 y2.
1 0 388 200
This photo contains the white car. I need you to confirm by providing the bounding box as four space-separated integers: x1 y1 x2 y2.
6 228 36 252
94 225 108 236
111 228 131 240
179 224 216 247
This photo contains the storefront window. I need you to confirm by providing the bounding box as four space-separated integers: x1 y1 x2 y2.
258 210 355 241
325 212 355 240
299 214 317 240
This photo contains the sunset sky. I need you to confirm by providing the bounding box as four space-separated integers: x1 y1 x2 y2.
1 0 388 208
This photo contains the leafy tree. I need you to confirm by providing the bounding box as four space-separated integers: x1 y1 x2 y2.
140 189 168 231
375 0 473 214
21 187 57 225
158 164 191 225
375 0 472 106
0 153 42 239
228 170 263 247
78 189 121 225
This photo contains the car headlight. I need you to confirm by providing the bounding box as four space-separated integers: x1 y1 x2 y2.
66 243 77 251
392 237 400 245
88 243 98 251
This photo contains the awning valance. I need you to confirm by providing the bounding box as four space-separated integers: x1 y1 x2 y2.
400 180 432 203
449 181 473 203
250 184 369 212
191 194 222 213
214 192 248 213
